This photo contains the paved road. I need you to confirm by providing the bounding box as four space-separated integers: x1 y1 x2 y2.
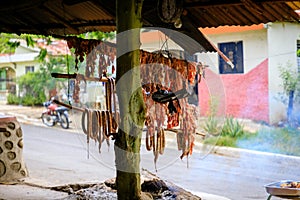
18 123 300 200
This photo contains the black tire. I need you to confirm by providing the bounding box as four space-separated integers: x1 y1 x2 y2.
60 112 69 129
41 113 56 127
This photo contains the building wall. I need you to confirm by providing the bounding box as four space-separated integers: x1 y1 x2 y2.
196 27 269 122
15 45 38 54
197 23 300 124
0 61 40 77
199 59 269 122
267 22 300 123
0 45 41 102
196 27 268 74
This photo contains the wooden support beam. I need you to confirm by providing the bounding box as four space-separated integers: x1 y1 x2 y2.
51 73 109 82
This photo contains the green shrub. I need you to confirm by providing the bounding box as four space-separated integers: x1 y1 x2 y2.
203 96 221 135
221 116 244 138
21 93 46 106
203 116 246 148
21 95 35 106
204 116 220 135
7 93 20 105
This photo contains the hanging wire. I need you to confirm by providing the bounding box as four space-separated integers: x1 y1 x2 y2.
158 31 172 59
159 32 168 51
61 1 72 105
66 46 71 105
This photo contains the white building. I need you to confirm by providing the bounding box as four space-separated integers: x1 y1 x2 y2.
0 44 40 101
0 40 69 102
197 22 300 124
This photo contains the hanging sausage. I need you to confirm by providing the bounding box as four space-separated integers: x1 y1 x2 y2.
60 36 204 166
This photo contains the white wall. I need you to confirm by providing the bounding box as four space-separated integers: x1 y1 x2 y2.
0 49 41 100
196 28 268 74
268 22 300 123
0 61 40 77
14 61 40 77
15 45 37 54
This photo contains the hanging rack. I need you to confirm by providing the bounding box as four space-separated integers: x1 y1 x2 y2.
53 99 84 112
51 72 109 82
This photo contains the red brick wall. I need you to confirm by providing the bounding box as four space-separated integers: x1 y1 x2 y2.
198 59 269 122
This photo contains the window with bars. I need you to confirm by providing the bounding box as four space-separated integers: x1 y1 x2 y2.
218 41 244 74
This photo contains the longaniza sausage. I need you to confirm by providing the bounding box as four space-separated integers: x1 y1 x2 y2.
106 110 112 135
97 110 102 152
159 128 165 155
145 129 152 151
91 110 98 141
101 111 108 138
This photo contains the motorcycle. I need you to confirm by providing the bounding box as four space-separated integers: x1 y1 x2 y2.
41 99 70 129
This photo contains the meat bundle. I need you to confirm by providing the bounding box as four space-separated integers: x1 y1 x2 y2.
64 36 204 164
140 50 204 163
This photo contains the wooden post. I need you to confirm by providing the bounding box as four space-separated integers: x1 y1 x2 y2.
115 0 146 199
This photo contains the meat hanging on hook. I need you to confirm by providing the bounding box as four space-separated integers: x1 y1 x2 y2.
140 50 203 164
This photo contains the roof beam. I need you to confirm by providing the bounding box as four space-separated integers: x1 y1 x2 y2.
72 20 116 28
184 0 296 8
90 0 116 17
0 0 43 12
62 0 89 6
39 4 79 34
240 0 263 15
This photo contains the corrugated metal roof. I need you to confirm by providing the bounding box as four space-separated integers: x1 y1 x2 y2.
0 0 116 35
182 0 300 27
0 0 299 53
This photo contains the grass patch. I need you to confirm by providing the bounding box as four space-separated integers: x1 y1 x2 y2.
203 116 220 135
221 116 244 137
203 135 237 147
203 132 254 148
203 123 300 156
203 116 252 147
237 127 300 156
202 116 300 156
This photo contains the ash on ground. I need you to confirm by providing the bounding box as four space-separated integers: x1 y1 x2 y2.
54 169 201 200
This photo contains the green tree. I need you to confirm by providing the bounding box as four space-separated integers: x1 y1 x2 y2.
18 72 46 106
17 54 75 105
78 31 116 40
39 54 77 100
0 33 52 53
278 62 300 123
0 33 20 53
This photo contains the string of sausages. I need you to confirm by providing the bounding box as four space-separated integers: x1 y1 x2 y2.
81 77 118 158
82 108 118 156
66 42 203 166
145 127 165 171
144 101 166 171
